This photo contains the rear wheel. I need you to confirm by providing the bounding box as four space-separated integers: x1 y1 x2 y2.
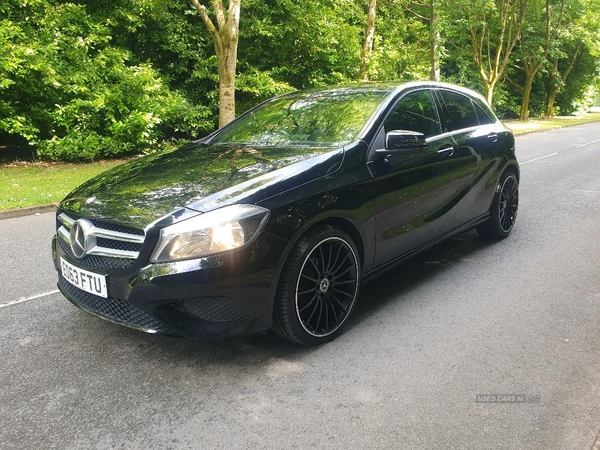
477 170 519 239
273 226 360 345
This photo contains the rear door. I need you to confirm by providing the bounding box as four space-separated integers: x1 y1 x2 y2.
434 89 509 224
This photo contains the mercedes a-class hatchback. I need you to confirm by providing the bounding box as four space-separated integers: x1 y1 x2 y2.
52 82 519 345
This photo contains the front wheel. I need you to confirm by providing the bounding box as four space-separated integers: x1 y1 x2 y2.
477 170 519 239
273 226 361 346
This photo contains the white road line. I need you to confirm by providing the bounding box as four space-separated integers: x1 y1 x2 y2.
0 289 59 309
520 153 559 165
576 138 600 148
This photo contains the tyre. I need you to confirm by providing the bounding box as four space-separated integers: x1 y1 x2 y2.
477 170 519 239
273 226 361 345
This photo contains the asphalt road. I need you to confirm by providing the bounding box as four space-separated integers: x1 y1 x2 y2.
2 123 600 450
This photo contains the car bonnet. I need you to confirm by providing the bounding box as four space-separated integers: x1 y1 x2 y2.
59 142 343 230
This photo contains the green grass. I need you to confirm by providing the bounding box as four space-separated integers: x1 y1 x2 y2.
1 160 124 210
2 112 600 212
505 112 600 135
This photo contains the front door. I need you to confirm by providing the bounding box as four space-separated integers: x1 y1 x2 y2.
369 89 463 268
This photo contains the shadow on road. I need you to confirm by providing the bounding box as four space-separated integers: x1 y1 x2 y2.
351 230 497 324
61 230 507 368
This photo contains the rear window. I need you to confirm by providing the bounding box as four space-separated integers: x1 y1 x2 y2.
473 102 494 125
438 90 480 132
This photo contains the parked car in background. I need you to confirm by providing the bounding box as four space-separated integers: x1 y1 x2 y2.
52 81 519 345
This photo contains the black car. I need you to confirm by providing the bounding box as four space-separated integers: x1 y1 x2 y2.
52 82 519 345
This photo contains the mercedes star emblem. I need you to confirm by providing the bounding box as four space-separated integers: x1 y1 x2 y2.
70 218 96 258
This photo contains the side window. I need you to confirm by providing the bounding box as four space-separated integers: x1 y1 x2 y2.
473 101 494 125
384 90 441 138
439 90 480 131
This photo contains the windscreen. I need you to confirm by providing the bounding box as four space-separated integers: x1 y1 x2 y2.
211 89 389 147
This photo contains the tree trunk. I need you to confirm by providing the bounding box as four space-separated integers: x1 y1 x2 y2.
429 0 440 81
518 47 544 121
191 0 241 128
545 42 582 117
520 73 534 121
359 0 377 81
545 58 560 117
545 86 558 117
483 80 496 106
216 29 238 127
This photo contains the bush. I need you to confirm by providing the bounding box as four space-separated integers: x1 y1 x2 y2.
1 1 212 161
36 48 211 160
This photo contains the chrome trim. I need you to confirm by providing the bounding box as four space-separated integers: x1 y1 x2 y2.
58 213 75 228
58 226 71 245
57 212 144 260
85 247 139 259
91 229 144 244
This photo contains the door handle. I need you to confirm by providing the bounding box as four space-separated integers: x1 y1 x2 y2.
437 146 454 158
487 132 498 143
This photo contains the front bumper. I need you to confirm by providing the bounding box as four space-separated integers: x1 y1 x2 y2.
52 229 287 338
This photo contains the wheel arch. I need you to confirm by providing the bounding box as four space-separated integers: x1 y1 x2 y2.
503 162 520 181
272 214 369 292
305 217 366 269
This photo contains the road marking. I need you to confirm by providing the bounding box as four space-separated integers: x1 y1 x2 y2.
576 138 600 148
0 290 59 309
520 153 558 165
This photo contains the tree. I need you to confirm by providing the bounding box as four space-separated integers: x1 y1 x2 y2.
359 0 377 81
546 42 582 116
4 0 600 162
190 0 241 128
545 0 600 115
517 0 568 120
403 0 443 81
450 0 529 105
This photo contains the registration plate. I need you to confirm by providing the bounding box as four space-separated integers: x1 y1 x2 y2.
60 257 108 298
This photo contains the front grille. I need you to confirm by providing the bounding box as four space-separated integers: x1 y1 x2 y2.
62 213 144 237
58 237 138 270
59 275 171 334
178 297 257 322
56 210 145 270
96 237 141 253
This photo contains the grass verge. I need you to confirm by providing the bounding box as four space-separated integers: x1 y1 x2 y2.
506 112 600 135
2 112 600 212
1 160 124 211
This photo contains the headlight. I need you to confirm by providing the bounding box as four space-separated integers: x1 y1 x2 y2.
150 204 270 263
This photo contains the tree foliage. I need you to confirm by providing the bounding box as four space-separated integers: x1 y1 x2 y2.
0 0 211 160
0 0 599 161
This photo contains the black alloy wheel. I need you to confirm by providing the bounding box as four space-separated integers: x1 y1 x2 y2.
274 226 360 345
497 173 519 232
477 170 519 239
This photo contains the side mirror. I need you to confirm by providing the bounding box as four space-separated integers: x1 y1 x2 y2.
378 130 427 154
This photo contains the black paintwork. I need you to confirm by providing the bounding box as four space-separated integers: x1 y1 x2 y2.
61 143 343 229
52 81 519 338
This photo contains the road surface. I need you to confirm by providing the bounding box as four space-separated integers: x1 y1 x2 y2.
2 123 600 449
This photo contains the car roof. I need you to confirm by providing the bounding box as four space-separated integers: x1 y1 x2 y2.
279 81 489 106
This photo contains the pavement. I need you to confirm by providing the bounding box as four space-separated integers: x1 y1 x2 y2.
0 204 56 220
